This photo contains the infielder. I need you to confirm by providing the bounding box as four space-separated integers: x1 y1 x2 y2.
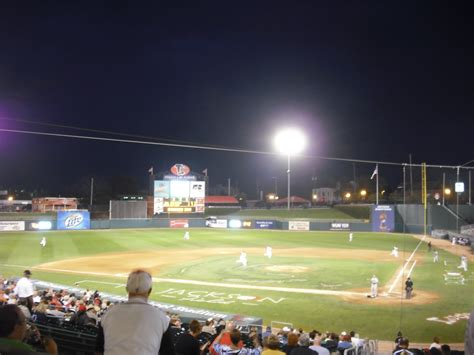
458 255 468 272
452 237 456 246
236 251 248 267
370 275 379 298
390 246 399 258
183 231 190 240
349 233 353 242
433 250 439 263
40 236 47 248
264 246 272 259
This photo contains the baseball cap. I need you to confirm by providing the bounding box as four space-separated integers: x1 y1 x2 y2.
126 270 153 294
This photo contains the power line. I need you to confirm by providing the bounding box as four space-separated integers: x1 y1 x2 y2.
0 127 473 170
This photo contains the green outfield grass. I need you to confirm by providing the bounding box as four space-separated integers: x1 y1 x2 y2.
0 228 472 342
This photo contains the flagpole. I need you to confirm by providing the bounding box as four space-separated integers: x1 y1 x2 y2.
376 163 379 205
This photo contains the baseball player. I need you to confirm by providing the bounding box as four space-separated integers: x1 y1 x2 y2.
433 250 439 263
183 231 190 240
349 233 353 242
264 246 272 259
40 236 47 248
458 255 468 272
452 237 456 246
390 246 399 258
370 275 379 298
236 251 248 267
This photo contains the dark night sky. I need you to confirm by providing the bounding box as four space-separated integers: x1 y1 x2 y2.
0 2 473 198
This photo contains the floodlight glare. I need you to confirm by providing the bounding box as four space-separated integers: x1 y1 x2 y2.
274 128 306 156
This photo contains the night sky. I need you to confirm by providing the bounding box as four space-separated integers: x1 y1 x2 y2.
0 2 473 198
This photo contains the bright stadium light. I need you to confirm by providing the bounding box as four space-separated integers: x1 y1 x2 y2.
274 128 306 210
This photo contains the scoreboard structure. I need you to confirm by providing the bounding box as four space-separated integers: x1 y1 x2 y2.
154 164 205 214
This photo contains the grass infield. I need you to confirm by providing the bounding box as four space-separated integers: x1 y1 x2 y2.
0 228 472 342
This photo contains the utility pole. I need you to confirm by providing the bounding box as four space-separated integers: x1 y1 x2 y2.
409 154 413 199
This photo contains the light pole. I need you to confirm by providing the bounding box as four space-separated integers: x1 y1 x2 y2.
274 128 306 210
456 160 474 231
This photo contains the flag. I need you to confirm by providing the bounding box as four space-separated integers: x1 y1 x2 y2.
148 166 154 175
370 166 378 180
202 168 208 176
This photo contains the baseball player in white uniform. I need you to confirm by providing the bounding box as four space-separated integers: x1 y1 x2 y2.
458 255 468 272
349 233 353 242
390 246 399 258
264 246 272 259
452 237 456 245
183 231 190 240
40 236 47 248
370 275 379 298
433 250 439 263
236 251 248 267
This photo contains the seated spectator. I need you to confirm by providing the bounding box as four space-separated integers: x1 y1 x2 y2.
31 302 49 324
321 332 338 353
310 335 329 355
430 337 441 350
17 298 31 320
290 333 316 355
282 332 299 355
350 331 364 348
202 318 216 335
440 344 451 355
262 334 284 355
210 321 244 355
176 319 207 355
212 328 261 355
338 334 353 351
393 338 415 355
0 304 58 354
263 326 272 339
395 331 403 345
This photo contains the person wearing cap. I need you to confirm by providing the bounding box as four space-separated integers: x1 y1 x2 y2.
290 333 317 355
13 270 34 312
95 269 175 355
393 337 414 355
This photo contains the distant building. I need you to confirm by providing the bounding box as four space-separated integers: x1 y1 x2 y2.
276 195 311 207
312 187 338 204
32 197 78 212
205 196 239 208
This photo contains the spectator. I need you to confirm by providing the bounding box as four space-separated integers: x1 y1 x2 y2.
0 304 58 354
212 328 261 355
263 326 272 339
393 338 414 355
95 269 175 355
175 319 207 355
321 333 338 353
31 301 49 324
430 336 441 350
210 321 244 355
440 344 451 355
395 331 403 345
290 333 317 355
13 270 34 311
203 318 217 335
309 335 329 355
282 332 299 355
17 298 31 320
338 334 353 351
262 334 284 355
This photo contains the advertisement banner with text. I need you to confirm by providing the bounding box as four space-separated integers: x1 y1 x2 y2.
330 222 351 231
0 221 25 232
289 221 310 231
57 211 90 230
255 220 277 229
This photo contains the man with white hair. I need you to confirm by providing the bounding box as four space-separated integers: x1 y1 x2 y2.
95 269 174 355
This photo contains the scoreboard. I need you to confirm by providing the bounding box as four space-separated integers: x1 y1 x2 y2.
154 179 205 214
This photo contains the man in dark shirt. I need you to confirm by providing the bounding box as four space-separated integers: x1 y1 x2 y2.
290 333 318 355
175 319 207 355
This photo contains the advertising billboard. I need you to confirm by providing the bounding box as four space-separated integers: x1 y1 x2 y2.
170 219 189 228
330 222 351 231
57 211 90 230
255 220 276 229
289 221 310 231
27 221 54 231
371 205 395 232
0 221 25 232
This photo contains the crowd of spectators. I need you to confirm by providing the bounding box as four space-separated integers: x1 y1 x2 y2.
0 271 470 355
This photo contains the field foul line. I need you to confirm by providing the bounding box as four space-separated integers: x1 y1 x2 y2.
387 235 425 294
1 263 365 297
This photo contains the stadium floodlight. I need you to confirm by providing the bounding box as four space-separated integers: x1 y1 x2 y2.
274 128 306 210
